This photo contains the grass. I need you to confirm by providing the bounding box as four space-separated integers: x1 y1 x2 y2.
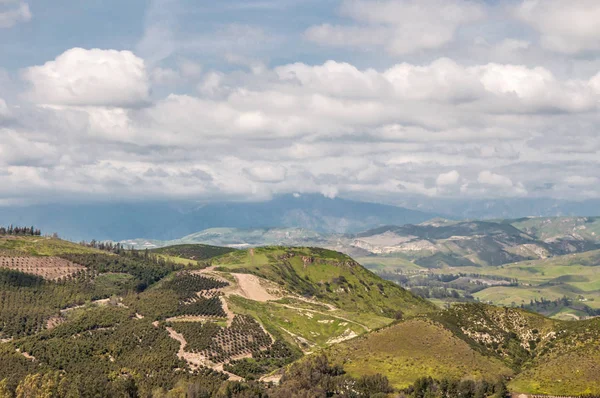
325 318 513 389
228 296 368 348
213 247 435 318
0 236 103 256
361 249 600 320
474 286 566 306
509 344 600 395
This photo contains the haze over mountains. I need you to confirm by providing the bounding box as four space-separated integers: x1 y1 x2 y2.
3 194 600 243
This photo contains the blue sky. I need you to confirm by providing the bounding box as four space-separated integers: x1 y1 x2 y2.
1 0 600 205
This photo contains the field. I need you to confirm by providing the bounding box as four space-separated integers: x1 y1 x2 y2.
0 256 85 280
360 249 600 320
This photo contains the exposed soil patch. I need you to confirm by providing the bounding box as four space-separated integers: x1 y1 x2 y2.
230 273 279 302
46 316 65 330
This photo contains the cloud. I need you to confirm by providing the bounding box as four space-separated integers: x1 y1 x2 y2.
0 98 10 119
564 175 599 186
306 0 485 55
0 0 31 28
437 170 461 186
515 0 600 54
244 164 288 182
478 170 515 188
3 44 600 203
22 48 150 107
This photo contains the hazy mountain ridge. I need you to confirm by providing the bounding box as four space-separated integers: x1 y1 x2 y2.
123 217 600 269
0 194 436 241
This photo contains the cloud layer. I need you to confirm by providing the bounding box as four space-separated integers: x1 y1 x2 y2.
0 0 599 205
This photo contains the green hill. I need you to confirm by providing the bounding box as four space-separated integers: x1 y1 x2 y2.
3 235 600 396
326 318 513 389
211 246 434 318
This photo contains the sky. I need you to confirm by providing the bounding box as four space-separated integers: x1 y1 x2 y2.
1 0 600 206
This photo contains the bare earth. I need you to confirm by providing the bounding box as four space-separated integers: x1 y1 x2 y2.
230 273 278 302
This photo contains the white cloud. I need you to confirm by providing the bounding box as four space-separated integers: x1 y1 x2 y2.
244 164 287 182
515 0 600 54
4 48 600 203
22 48 150 107
436 170 461 186
0 0 31 28
306 0 485 55
478 170 515 188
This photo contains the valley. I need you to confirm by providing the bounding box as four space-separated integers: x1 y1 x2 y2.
125 217 600 321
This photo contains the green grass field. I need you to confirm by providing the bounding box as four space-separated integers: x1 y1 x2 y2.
0 236 103 256
509 344 600 395
360 250 600 320
325 318 513 389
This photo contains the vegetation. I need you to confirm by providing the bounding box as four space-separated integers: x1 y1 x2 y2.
162 271 228 300
150 244 237 261
213 246 435 318
4 234 600 396
326 318 513 389
0 226 41 236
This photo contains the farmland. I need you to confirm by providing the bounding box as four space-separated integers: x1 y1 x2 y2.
0 256 85 280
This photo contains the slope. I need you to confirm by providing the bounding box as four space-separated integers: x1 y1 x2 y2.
210 246 434 318
325 318 513 389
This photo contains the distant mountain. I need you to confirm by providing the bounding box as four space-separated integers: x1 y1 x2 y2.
125 217 600 268
0 194 436 241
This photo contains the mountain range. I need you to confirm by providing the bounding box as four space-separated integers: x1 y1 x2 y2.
3 194 600 243
0 194 435 242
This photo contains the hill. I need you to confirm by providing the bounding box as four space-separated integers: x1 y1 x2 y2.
327 302 600 395
0 235 433 396
4 234 600 396
124 218 600 268
509 216 600 244
0 194 437 241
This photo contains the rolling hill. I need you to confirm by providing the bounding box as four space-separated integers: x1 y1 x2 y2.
3 233 600 396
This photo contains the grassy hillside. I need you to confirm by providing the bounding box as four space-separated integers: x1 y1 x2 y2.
325 302 600 395
326 318 513 389
510 343 600 395
0 235 104 256
211 246 435 318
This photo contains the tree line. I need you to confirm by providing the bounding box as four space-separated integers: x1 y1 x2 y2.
0 226 41 236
